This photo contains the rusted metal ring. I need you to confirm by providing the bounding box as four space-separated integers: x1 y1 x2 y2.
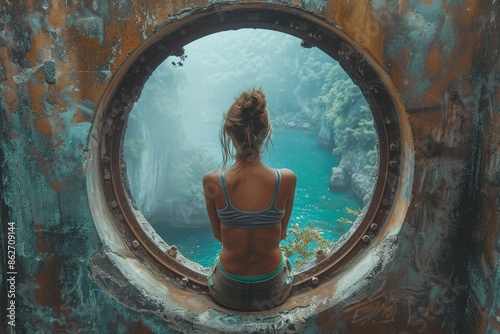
97 3 405 292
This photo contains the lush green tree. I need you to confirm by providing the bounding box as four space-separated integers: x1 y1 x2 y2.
313 65 378 174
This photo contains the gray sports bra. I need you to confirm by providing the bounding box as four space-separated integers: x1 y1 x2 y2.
216 169 286 229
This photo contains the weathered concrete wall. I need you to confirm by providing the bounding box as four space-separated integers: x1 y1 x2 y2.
0 0 498 333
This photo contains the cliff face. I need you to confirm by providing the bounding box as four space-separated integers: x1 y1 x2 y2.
124 68 215 228
329 149 375 206
317 86 377 206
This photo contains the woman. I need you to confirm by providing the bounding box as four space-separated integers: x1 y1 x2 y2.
203 88 296 311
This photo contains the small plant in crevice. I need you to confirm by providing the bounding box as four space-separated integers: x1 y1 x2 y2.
337 207 362 225
280 222 332 267
281 207 360 267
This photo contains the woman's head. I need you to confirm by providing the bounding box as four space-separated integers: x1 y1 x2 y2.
220 88 272 168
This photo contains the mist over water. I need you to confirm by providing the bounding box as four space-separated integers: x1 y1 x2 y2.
124 29 373 267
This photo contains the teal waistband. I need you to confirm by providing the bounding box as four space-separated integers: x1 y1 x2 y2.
217 256 284 283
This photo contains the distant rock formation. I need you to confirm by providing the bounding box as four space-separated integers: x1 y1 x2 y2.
328 149 375 206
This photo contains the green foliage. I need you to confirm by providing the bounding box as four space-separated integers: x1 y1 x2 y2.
337 207 361 224
314 66 377 174
281 207 362 267
280 222 332 267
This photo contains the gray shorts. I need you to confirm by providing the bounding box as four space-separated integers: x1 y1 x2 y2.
207 257 293 311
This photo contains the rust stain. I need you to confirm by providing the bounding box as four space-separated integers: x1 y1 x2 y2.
33 225 72 316
46 1 67 28
23 27 51 71
425 43 442 77
71 108 88 125
323 0 385 65
155 0 210 24
27 78 45 115
34 259 72 316
34 224 50 253
316 307 337 330
0 48 19 113
489 310 500 331
26 146 51 176
390 46 411 90
420 2 484 105
289 0 302 7
50 181 60 191
397 0 407 13
53 138 63 148
132 321 153 334
34 116 52 138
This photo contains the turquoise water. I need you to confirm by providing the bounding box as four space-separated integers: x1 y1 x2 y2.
155 127 360 268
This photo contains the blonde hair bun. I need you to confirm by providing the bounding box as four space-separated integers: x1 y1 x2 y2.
220 88 273 168
238 89 267 119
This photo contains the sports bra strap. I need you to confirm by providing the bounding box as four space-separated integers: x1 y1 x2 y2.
219 172 230 204
271 169 281 205
216 169 285 229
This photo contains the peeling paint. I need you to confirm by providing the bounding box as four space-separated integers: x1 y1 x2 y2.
12 64 43 84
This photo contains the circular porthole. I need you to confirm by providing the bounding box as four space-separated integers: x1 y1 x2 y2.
90 4 410 293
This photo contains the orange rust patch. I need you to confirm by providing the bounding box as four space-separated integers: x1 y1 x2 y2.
0 48 20 113
50 181 60 191
323 1 385 65
27 76 45 115
316 308 337 330
132 321 153 334
426 43 442 77
33 226 72 316
53 139 63 148
397 0 408 13
419 2 484 105
23 28 51 69
71 109 88 125
34 226 50 253
34 256 71 316
34 116 53 138
47 1 68 28
387 46 411 90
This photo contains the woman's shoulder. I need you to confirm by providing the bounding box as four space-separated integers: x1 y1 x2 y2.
276 168 296 178
203 169 222 184
203 169 223 197
276 168 296 186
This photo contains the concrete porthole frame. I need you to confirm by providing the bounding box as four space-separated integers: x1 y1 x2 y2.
88 2 413 323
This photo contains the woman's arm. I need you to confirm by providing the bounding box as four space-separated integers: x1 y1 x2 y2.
279 168 297 240
203 170 222 243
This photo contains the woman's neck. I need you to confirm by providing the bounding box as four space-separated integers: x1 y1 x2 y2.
233 155 263 170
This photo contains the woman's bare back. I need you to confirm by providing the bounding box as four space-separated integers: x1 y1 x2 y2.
203 164 296 276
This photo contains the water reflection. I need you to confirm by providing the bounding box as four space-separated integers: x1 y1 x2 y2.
123 29 377 267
